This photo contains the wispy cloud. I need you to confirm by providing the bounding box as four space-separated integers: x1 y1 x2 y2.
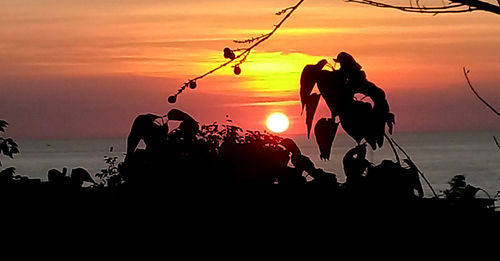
225 100 299 107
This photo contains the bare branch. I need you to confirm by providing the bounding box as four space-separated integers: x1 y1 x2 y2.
494 136 500 150
168 0 305 103
346 0 500 15
452 0 500 14
389 136 439 198
463 67 500 117
233 33 271 44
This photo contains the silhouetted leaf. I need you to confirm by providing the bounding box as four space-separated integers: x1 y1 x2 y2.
71 167 95 184
0 120 7 133
11 146 19 155
314 118 339 160
167 109 196 122
305 93 321 139
0 167 15 180
0 142 9 156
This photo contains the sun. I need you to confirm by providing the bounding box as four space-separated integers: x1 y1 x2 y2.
266 112 289 133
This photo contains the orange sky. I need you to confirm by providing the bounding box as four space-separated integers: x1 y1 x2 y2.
1 0 499 138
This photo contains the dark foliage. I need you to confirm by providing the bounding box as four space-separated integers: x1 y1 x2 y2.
120 110 336 193
95 156 122 187
0 120 19 166
443 175 480 200
300 52 395 159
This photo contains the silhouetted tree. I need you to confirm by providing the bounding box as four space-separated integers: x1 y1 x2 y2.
347 0 500 16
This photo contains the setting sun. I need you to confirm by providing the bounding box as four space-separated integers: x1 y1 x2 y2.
266 112 289 133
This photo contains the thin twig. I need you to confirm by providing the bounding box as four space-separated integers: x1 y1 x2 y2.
384 133 401 165
390 136 439 198
494 136 500 150
233 33 270 44
169 0 305 103
463 67 500 117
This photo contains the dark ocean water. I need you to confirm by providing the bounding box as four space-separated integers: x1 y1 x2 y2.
3 131 499 198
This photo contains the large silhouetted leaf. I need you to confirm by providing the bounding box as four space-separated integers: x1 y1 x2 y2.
300 60 327 114
314 118 339 160
167 109 196 123
305 93 321 139
280 138 301 156
71 167 95 184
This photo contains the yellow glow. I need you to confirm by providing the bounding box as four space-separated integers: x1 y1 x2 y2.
196 51 327 95
266 112 289 133
233 27 350 36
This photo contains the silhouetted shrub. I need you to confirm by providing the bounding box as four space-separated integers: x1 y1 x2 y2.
95 156 123 187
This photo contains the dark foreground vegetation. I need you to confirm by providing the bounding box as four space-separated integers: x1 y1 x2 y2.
1 110 498 231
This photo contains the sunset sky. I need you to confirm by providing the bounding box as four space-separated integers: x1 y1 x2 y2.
1 0 499 139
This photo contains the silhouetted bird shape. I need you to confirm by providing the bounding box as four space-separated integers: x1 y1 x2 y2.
300 52 395 159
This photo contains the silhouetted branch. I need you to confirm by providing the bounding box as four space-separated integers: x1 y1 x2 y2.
390 136 439 198
168 0 305 103
233 34 271 44
346 0 500 15
276 6 296 15
463 67 500 117
384 133 401 165
493 136 500 150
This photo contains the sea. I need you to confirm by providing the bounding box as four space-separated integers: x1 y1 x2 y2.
3 131 499 199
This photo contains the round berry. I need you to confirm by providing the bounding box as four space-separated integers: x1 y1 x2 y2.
234 66 241 75
167 95 177 103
